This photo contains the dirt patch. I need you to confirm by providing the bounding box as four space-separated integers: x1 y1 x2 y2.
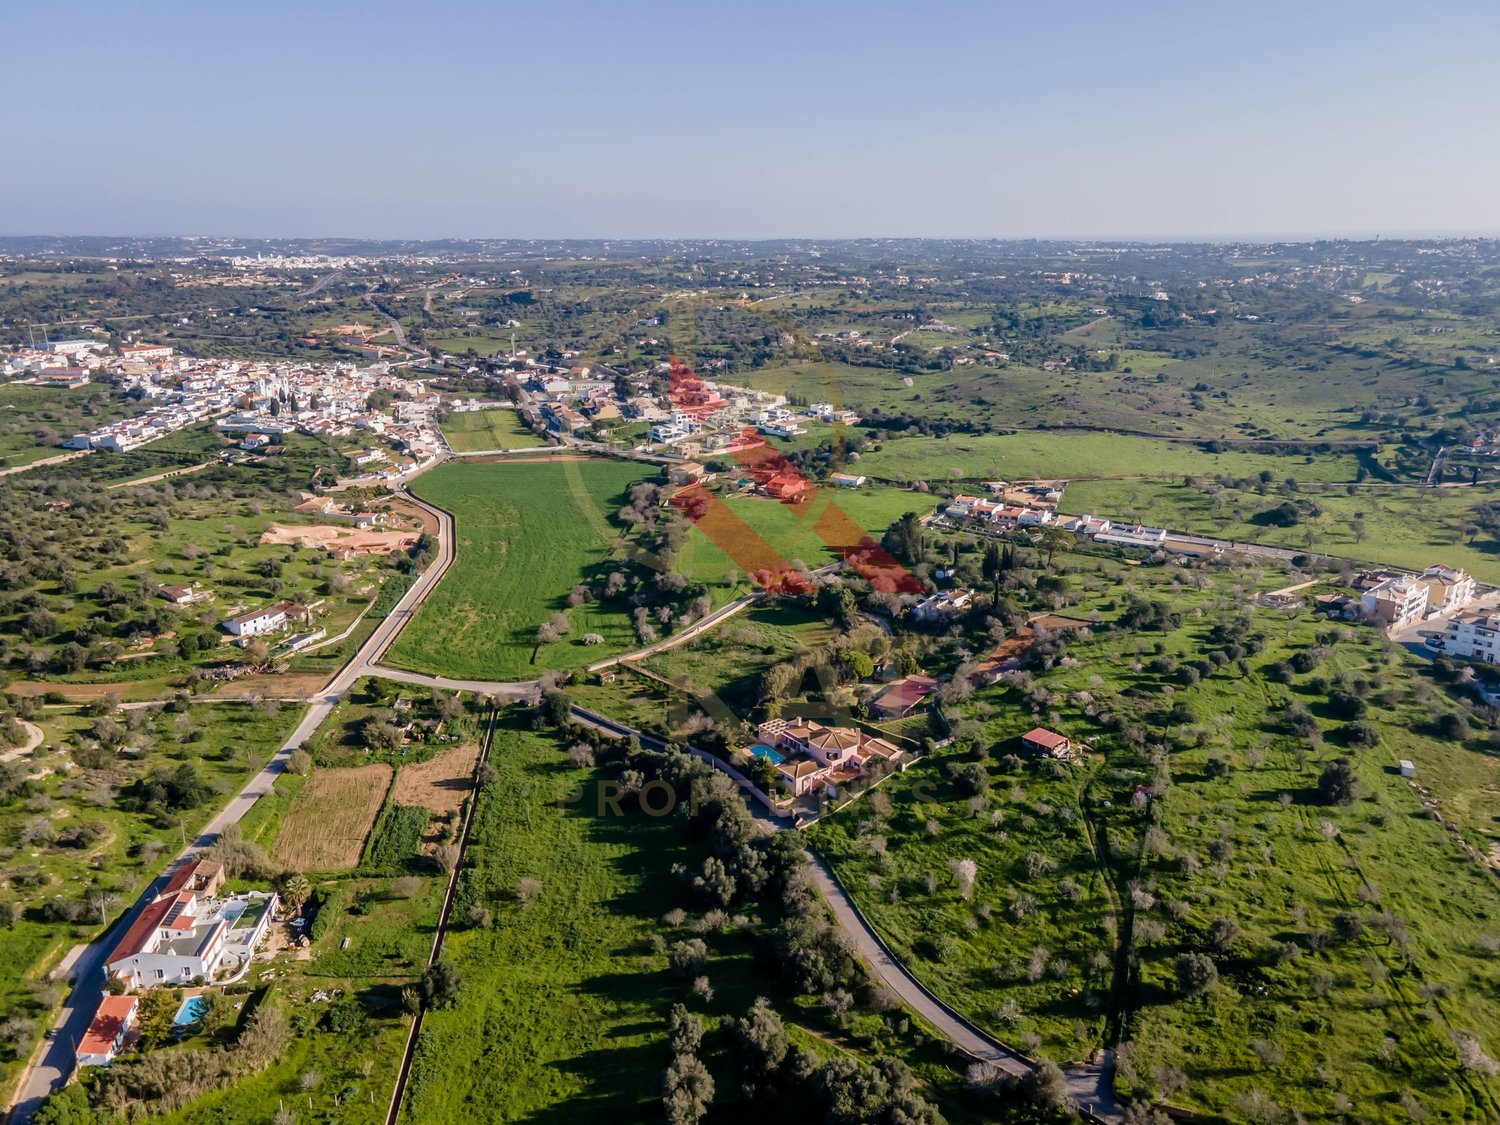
978 614 1093 672
7 680 165 702
208 672 333 700
261 523 420 555
274 763 392 871
393 744 481 848
383 498 439 535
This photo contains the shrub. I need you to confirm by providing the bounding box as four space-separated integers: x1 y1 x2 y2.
1318 758 1358 806
308 885 344 942
1436 712 1472 741
1174 952 1218 995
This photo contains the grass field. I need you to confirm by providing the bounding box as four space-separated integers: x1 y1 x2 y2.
387 460 652 680
640 604 836 719
673 484 944 584
400 719 988 1124
0 383 147 468
440 407 545 452
814 562 1500 1121
273 763 392 871
1063 478 1500 583
364 804 430 872
852 431 1369 486
389 460 942 680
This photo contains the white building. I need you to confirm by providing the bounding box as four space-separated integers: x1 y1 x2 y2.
119 343 174 361
1417 564 1475 615
77 996 138 1067
913 590 974 622
105 860 277 988
1360 576 1429 627
1440 610 1500 663
39 339 104 357
223 605 287 636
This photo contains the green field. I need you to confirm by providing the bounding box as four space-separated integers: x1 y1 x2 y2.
389 460 940 681
814 557 1500 1122
0 383 147 468
640 604 836 718
387 459 653 680
439 407 545 452
673 484 943 585
400 719 987 1124
1063 477 1500 583
852 431 1370 486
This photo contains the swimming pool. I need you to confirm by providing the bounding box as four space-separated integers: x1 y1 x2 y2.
173 996 207 1028
748 743 785 765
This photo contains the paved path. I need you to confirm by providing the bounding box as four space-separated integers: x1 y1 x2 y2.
8 486 461 1122
587 592 759 672
804 858 1122 1122
8 450 1134 1119
105 459 215 490
805 854 1121 1122
567 705 1120 1121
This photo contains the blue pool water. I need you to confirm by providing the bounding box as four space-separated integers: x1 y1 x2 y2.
748 743 785 765
218 900 247 926
173 996 207 1027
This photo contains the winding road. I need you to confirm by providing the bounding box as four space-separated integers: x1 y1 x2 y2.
9 484 461 1122
12 454 1127 1122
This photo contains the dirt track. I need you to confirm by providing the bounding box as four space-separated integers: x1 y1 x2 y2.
261 523 420 554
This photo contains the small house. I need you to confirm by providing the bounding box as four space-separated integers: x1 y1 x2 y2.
223 605 287 637
1399 759 1416 778
764 473 808 501
77 995 139 1067
1021 727 1074 760
870 674 938 719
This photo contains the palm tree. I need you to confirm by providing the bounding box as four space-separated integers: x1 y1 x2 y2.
278 872 312 918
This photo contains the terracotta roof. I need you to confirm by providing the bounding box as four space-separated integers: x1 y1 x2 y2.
159 858 222 898
107 895 175 964
872 675 938 714
1022 727 1069 751
78 995 137 1058
809 728 862 753
777 759 821 778
859 737 904 761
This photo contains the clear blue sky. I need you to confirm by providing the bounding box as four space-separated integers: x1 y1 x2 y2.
5 0 1496 240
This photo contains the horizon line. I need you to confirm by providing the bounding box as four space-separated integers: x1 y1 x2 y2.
3 230 1500 247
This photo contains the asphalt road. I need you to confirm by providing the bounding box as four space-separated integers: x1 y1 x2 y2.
807 854 1120 1122
9 486 458 1122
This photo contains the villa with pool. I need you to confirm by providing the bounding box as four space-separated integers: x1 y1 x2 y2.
104 859 278 989
752 718 907 799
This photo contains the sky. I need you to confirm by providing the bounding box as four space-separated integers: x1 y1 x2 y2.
4 0 1497 241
